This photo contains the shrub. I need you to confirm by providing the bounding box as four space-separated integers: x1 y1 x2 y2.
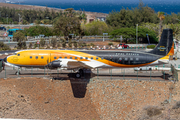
146 107 162 117
147 45 156 49
0 42 11 51
108 42 113 46
51 38 57 48
172 101 180 109
40 38 46 47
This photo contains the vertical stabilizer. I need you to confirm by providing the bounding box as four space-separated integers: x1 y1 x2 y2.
149 29 174 56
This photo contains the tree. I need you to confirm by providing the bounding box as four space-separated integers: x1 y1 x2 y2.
158 12 165 40
13 31 26 49
40 38 46 47
82 21 112 35
29 42 33 49
170 24 180 40
51 38 57 48
54 9 83 41
0 42 10 51
110 27 158 43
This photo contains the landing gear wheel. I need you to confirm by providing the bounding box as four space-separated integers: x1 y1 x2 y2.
76 73 81 78
15 71 21 75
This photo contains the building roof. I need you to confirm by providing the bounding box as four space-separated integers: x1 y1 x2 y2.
8 29 22 32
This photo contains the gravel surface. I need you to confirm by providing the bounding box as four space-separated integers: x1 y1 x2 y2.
0 77 180 119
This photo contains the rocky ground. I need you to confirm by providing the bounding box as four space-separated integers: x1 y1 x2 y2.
0 77 180 119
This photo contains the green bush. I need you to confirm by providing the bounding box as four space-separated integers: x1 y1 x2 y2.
108 42 113 46
147 45 156 49
0 42 11 51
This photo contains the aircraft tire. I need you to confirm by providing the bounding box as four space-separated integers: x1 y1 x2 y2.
76 73 81 78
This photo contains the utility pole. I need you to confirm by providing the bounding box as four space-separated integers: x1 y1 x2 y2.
6 15 8 24
136 24 138 51
18 14 21 25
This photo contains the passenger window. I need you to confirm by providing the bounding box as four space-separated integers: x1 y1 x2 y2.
125 58 128 61
36 56 38 59
130 58 133 61
18 54 20 56
91 57 93 60
96 58 98 60
30 56 32 59
80 57 83 59
70 57 72 59
136 58 139 61
101 57 104 60
85 57 88 60
41 56 44 59
65 57 67 59
54 57 57 59
59 57 62 59
75 57 77 59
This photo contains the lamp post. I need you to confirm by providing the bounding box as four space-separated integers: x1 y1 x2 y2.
136 24 138 51
18 14 21 25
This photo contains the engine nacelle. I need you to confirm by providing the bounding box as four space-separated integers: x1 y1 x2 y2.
48 60 61 69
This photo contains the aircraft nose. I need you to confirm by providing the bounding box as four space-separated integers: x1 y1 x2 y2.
3 57 7 62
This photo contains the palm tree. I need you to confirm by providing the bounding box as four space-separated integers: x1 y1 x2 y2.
158 12 165 40
170 23 180 40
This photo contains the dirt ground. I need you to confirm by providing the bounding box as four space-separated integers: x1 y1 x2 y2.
0 77 180 120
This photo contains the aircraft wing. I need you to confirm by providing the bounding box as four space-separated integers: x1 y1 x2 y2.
67 61 93 69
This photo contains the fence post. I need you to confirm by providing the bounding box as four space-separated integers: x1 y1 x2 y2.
31 67 33 77
57 69 59 78
18 68 19 78
5 67 6 79
137 70 138 80
123 69 125 80
150 69 152 80
97 68 99 79
44 67 46 77
110 69 112 80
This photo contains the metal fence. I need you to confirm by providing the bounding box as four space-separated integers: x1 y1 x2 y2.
171 64 179 82
0 65 173 82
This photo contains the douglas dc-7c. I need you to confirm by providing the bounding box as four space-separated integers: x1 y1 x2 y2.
3 29 174 78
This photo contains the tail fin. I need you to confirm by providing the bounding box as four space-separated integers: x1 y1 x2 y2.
149 29 174 56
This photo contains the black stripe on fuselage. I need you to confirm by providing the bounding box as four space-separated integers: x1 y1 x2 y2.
80 50 162 65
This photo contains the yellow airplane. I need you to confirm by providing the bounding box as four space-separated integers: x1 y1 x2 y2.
3 29 174 78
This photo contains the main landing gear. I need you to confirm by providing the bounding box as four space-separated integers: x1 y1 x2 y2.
75 69 84 78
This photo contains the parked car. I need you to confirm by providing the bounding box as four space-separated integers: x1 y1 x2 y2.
117 43 129 48
0 27 6 31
